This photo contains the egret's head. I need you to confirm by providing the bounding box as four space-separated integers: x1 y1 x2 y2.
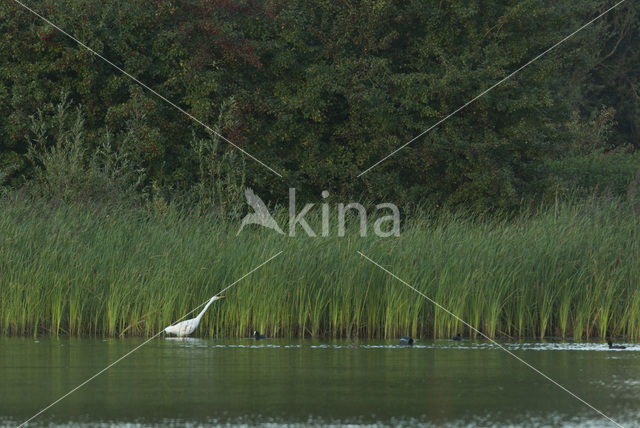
214 296 225 301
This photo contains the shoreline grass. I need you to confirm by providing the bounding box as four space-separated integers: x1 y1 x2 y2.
1 195 639 340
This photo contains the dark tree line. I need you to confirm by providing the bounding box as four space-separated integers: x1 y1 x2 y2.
0 1 638 212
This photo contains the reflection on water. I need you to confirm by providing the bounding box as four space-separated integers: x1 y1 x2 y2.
1 338 638 427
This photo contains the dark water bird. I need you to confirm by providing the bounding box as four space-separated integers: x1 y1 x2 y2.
398 336 414 346
452 333 462 341
254 330 266 340
607 338 626 349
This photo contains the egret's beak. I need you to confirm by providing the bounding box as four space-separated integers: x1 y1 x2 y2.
217 296 226 300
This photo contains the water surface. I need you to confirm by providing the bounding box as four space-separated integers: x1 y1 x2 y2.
1 337 638 427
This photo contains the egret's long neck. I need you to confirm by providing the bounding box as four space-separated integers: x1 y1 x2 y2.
195 297 216 322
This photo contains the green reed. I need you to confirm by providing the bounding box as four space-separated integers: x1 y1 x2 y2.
1 195 639 339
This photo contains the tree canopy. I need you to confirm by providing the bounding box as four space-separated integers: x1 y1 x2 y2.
1 0 638 211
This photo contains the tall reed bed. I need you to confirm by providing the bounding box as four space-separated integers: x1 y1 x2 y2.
1 196 639 339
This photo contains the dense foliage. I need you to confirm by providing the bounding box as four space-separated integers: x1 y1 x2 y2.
1 1 638 211
2 195 640 339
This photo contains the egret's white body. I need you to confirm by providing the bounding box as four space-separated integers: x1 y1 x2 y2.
164 296 225 337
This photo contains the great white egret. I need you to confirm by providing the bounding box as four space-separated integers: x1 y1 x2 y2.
164 296 225 337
